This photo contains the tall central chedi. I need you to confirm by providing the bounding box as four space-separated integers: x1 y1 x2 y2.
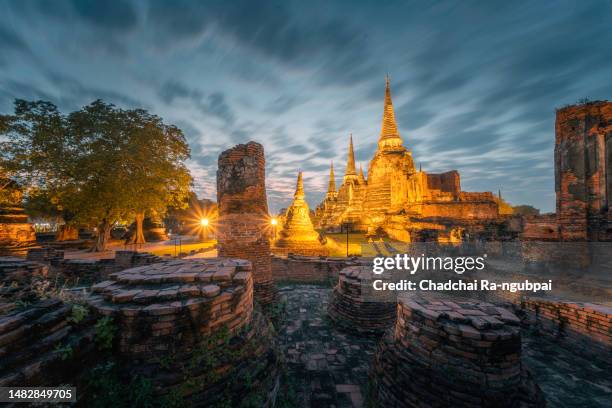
274 172 329 256
362 76 416 231
314 77 500 242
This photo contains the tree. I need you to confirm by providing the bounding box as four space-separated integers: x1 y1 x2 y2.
512 205 540 217
1 99 192 251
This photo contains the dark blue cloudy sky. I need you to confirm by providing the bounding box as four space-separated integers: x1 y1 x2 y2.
1 0 611 212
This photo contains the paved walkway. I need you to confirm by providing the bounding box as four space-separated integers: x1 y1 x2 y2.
277 286 377 408
278 285 612 408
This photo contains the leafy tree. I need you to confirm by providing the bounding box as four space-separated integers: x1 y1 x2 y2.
1 99 192 251
512 204 540 217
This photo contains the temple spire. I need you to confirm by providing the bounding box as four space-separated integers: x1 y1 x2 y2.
295 171 305 199
345 134 357 177
378 76 404 150
327 161 336 194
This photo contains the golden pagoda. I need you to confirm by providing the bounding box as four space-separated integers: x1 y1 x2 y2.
274 172 330 255
314 77 501 242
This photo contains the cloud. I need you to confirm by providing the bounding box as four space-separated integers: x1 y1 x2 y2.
2 0 611 212
158 80 235 125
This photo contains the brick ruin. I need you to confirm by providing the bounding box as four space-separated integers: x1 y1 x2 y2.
0 175 37 256
555 101 612 241
370 295 546 407
85 258 279 405
216 141 277 305
327 266 396 335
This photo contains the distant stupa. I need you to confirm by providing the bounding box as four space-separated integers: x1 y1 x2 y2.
274 172 329 256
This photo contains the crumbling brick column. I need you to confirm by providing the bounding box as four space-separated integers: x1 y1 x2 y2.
216 141 277 305
555 101 612 241
370 295 545 407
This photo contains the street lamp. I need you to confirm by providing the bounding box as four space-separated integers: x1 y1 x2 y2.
271 217 278 240
200 218 209 240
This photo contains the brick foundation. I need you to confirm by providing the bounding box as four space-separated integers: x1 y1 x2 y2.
370 295 545 407
327 266 396 335
86 258 280 405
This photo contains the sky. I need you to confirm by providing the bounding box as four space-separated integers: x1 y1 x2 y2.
1 0 611 213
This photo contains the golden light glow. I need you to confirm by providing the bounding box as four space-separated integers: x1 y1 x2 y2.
200 218 209 227
271 218 278 226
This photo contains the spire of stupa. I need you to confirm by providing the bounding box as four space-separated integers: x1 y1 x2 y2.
327 161 336 194
295 171 305 199
345 134 357 177
378 76 404 151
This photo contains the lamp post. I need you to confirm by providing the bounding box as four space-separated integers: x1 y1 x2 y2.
342 222 350 257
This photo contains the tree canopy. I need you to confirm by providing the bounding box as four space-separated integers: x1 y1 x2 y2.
0 99 193 251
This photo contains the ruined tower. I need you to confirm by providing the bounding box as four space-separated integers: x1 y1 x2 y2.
216 142 276 305
555 101 612 241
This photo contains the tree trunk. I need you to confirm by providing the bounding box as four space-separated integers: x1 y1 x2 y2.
55 224 79 241
132 212 146 244
91 219 112 252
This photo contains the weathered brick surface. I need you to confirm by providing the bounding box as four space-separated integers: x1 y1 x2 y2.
521 298 611 361
271 255 366 284
327 266 396 335
555 101 612 241
217 142 277 305
370 295 545 407
0 298 96 387
86 258 280 405
0 257 48 305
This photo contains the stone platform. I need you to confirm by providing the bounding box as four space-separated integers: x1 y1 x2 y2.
327 266 396 335
370 295 546 407
86 258 280 405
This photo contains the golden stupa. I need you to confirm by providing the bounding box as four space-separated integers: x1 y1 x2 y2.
274 171 330 256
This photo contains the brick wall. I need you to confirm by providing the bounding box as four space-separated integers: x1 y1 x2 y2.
271 255 365 284
522 298 611 359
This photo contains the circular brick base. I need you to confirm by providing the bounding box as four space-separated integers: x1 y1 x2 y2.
370 295 545 407
328 266 396 335
87 258 280 405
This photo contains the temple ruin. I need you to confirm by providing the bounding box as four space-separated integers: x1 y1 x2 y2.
216 142 277 305
315 77 501 242
0 174 37 256
273 171 331 256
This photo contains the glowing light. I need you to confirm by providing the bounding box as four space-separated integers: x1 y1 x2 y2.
200 218 209 227
271 218 278 226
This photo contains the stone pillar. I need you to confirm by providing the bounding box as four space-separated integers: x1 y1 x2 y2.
216 141 277 305
555 101 612 241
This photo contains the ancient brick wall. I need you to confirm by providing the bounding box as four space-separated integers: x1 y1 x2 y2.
216 142 276 305
271 255 365 284
555 101 612 241
522 298 611 360
426 170 461 194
